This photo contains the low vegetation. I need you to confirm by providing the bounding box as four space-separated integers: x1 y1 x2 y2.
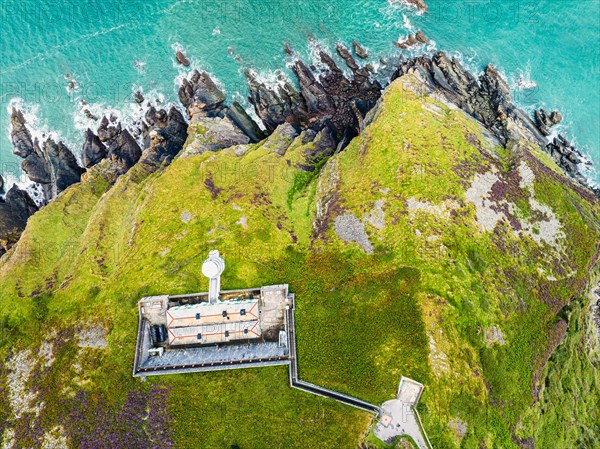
0 76 598 448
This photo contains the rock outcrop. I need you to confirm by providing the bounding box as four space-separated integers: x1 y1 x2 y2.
175 50 190 66
0 185 38 255
546 135 591 185
96 116 142 174
136 106 188 175
395 30 430 49
178 70 265 155
82 129 108 168
246 44 382 149
393 52 597 195
402 0 427 11
11 109 85 203
178 70 226 116
10 109 35 158
226 101 266 143
353 40 369 59
534 108 563 136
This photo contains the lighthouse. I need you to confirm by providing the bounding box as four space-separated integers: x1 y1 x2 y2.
202 250 225 304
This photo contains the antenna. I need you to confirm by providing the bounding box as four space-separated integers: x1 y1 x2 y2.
202 250 225 304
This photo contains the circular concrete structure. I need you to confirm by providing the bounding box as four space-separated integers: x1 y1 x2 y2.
202 250 225 279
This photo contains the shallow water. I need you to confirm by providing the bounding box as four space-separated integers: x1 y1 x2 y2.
0 0 598 185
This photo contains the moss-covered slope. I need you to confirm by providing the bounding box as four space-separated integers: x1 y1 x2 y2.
1 75 599 449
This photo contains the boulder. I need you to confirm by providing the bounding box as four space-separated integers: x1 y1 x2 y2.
262 123 299 156
403 0 427 11
176 50 190 66
352 40 369 59
396 30 429 49
183 115 251 157
550 111 563 125
415 30 430 44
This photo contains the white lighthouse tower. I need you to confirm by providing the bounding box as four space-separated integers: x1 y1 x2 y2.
202 250 225 304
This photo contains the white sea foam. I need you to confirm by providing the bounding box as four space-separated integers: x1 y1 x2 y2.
72 85 176 150
7 98 62 148
509 65 538 91
384 0 425 18
133 60 147 75
306 37 337 74
246 67 290 90
402 14 416 33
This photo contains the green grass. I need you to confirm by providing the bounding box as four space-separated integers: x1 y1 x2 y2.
0 75 599 448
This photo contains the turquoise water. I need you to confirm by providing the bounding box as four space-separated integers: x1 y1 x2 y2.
1 0 598 184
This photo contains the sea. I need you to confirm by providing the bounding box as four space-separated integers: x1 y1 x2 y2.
1 0 599 187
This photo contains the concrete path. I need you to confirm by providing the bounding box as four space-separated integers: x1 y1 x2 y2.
374 399 431 449
286 303 432 447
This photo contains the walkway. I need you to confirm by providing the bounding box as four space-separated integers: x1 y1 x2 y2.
285 305 380 413
285 299 432 448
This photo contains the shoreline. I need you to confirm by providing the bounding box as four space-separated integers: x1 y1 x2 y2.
1 40 598 255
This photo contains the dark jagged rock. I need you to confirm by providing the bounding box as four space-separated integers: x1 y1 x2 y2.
83 109 98 121
403 0 427 11
175 50 190 66
97 116 122 142
136 106 188 175
135 91 145 105
82 129 108 168
415 31 429 44
226 101 266 143
96 115 143 173
246 45 381 149
394 51 596 196
246 70 308 132
0 185 38 254
42 139 86 193
107 129 142 174
0 174 4 194
292 60 334 114
352 40 369 59
546 135 586 179
11 109 85 203
93 101 188 174
178 70 226 117
10 109 35 158
395 30 429 49
534 108 563 136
